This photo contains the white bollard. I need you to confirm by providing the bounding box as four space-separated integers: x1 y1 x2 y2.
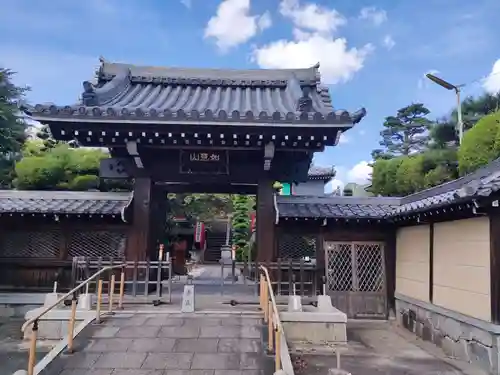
77 293 93 310
287 295 303 312
13 370 28 375
317 295 334 312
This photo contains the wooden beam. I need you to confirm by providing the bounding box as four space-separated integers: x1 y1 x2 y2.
490 212 500 323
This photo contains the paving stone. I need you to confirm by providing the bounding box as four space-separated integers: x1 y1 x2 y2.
218 339 260 353
199 326 241 338
141 353 194 370
62 352 101 369
183 317 221 326
239 327 261 339
145 317 184 326
129 338 177 352
159 326 201 338
116 326 160 338
223 317 261 326
90 326 120 338
84 338 132 352
214 371 263 375
174 338 219 353
108 316 149 326
238 354 261 370
166 371 215 375
112 370 165 375
94 352 147 369
191 353 241 370
58 370 113 375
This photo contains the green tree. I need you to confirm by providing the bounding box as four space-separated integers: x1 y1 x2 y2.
371 103 432 159
0 68 29 187
13 142 108 190
231 195 251 261
458 111 500 175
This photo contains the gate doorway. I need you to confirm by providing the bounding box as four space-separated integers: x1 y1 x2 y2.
325 241 387 318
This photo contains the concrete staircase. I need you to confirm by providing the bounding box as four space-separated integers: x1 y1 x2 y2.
204 220 231 263
41 312 272 375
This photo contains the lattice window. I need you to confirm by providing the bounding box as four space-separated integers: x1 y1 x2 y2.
67 231 127 259
325 242 384 293
278 234 317 259
355 243 384 292
0 230 62 258
325 243 353 291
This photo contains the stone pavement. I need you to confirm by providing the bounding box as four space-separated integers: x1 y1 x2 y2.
41 313 273 375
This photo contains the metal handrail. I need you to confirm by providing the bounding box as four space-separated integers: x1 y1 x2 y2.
21 262 126 333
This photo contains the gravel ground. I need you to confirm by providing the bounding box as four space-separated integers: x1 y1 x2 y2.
289 321 485 375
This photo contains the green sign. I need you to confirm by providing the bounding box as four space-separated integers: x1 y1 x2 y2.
280 183 291 196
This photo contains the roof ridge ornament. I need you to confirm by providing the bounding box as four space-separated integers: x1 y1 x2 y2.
297 86 313 113
82 81 97 106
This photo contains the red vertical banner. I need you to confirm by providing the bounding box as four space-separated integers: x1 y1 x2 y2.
250 212 256 232
194 221 205 248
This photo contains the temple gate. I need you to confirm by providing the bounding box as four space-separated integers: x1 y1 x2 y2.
28 58 366 281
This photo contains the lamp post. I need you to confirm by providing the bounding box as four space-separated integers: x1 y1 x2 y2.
426 73 465 145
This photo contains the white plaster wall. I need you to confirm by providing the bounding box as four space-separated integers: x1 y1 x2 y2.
396 225 430 302
433 217 491 321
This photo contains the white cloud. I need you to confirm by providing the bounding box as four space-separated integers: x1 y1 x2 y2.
382 35 395 50
359 6 387 26
338 133 349 144
253 0 372 85
181 0 192 8
204 0 271 52
252 34 373 85
279 0 346 35
483 58 500 94
417 69 440 90
347 161 372 184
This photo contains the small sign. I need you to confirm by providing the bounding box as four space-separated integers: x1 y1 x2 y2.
181 284 195 312
179 150 229 175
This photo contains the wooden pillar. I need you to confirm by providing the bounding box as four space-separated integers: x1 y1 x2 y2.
256 177 275 262
384 225 397 315
490 212 500 323
126 178 154 261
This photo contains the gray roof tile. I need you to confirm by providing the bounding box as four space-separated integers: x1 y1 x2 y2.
279 157 500 219
307 166 336 180
29 60 366 126
277 196 400 219
0 190 132 215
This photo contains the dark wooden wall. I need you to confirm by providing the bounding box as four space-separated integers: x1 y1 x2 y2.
0 216 130 292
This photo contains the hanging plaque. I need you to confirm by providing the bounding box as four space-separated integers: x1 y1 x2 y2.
179 149 229 175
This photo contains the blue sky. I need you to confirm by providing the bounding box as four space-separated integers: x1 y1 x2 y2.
2 0 500 190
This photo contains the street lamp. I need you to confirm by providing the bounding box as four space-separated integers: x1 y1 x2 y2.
426 73 465 145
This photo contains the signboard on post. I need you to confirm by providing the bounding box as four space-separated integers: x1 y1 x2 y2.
179 150 229 175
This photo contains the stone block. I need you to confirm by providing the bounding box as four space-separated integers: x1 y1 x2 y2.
218 338 260 353
442 317 463 341
471 326 494 347
441 336 457 358
468 341 494 373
